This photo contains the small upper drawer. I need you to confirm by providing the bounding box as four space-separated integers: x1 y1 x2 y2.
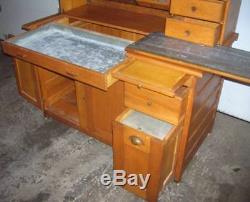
170 0 226 23
166 16 221 46
125 83 187 125
113 59 189 97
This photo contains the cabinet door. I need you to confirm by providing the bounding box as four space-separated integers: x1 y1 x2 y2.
75 81 125 145
87 81 125 145
14 59 42 108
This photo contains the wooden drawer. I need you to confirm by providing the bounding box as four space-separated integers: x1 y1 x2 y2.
2 42 110 90
170 0 226 23
113 109 182 201
113 59 190 97
125 83 188 125
166 16 221 46
1 24 131 91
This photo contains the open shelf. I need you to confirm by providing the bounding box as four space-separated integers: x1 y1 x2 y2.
47 89 79 126
65 4 167 35
38 68 80 127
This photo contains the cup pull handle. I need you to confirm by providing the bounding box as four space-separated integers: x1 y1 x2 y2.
184 30 191 37
129 136 143 146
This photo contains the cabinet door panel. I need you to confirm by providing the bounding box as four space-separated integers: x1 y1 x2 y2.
15 59 42 108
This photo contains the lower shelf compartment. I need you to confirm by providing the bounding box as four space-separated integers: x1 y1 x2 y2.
47 90 80 126
38 67 80 127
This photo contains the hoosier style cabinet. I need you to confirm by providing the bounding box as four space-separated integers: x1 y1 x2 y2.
2 0 250 201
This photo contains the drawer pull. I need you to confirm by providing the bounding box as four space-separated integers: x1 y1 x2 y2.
66 71 78 78
147 100 152 106
137 84 143 89
191 6 197 12
16 53 27 58
129 136 143 146
184 30 191 37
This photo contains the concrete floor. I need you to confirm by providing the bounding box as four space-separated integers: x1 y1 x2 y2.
0 48 250 202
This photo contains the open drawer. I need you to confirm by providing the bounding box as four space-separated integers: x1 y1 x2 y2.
113 109 183 200
2 23 132 90
113 59 190 97
113 59 189 124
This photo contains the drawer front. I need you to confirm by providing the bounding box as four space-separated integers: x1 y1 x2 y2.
125 83 187 125
166 17 221 46
170 0 226 23
123 125 151 153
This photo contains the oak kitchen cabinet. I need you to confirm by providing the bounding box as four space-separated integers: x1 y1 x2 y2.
1 0 250 201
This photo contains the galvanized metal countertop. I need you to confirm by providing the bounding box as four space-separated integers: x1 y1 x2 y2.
127 33 250 84
9 23 132 73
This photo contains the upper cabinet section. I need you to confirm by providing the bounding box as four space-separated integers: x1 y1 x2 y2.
22 0 241 48
167 0 242 46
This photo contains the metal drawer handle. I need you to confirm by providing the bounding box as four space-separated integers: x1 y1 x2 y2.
191 6 197 12
130 136 143 146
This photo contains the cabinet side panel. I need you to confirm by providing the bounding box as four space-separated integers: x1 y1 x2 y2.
184 74 223 171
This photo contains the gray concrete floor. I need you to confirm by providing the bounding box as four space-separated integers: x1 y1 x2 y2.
0 48 250 202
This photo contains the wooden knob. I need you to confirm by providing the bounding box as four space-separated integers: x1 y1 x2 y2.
184 30 191 37
137 84 143 89
147 100 152 106
191 6 197 12
66 71 78 78
129 136 143 146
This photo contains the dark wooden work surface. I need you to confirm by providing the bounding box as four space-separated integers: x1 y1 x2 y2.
127 33 250 84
